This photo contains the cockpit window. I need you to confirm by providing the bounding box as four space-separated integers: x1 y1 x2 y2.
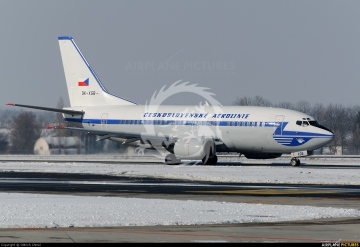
296 120 310 127
296 118 330 131
308 120 320 127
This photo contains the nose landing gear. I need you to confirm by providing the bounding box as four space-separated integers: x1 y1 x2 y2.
290 150 311 166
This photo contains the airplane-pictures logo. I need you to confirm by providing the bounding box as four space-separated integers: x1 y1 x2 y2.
78 78 89 86
322 242 359 247
138 80 224 165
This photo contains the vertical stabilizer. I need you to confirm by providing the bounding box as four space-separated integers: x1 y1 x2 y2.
58 36 136 107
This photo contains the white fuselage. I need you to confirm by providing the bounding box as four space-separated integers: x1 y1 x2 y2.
64 105 334 154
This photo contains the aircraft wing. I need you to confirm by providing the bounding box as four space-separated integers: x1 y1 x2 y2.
66 127 175 143
67 127 223 149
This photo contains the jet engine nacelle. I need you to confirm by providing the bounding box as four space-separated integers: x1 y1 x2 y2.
173 138 216 160
243 153 282 159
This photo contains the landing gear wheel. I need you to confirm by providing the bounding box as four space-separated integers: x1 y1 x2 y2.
165 154 181 165
202 155 218 165
290 157 300 167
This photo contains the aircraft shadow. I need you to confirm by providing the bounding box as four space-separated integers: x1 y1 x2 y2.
202 162 360 168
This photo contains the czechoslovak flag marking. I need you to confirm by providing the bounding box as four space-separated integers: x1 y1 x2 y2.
78 78 89 86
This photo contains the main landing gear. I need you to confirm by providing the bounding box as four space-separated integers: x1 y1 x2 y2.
290 157 300 167
165 153 181 165
165 154 218 165
202 155 218 165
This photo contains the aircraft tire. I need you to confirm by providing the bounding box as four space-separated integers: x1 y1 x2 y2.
202 155 218 165
290 158 300 167
165 154 181 165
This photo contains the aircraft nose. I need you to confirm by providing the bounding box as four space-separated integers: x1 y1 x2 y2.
323 130 335 145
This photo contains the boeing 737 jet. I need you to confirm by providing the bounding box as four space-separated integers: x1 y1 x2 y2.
8 36 334 166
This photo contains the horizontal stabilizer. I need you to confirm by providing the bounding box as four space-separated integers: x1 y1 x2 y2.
46 125 65 129
6 103 84 115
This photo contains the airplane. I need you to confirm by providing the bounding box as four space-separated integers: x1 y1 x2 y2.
7 36 334 166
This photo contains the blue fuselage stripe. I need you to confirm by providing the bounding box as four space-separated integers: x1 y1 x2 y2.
65 118 272 127
64 118 333 139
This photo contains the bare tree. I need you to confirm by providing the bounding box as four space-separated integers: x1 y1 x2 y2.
294 100 312 115
310 103 326 123
0 109 14 153
0 132 9 154
54 97 68 153
321 104 353 154
351 111 360 154
274 101 295 109
233 96 272 107
233 96 251 106
55 97 85 154
55 97 66 128
9 111 41 154
0 109 19 129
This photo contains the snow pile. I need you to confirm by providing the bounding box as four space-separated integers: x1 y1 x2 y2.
1 193 359 228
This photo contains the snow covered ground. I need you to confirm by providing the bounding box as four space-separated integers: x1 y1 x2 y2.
0 154 359 228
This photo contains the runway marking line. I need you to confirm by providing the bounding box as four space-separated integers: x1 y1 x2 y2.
189 189 337 195
8 228 359 243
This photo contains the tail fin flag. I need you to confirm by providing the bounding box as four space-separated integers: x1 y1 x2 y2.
58 36 136 107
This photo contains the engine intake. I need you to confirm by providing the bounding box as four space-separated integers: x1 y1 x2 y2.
173 138 215 160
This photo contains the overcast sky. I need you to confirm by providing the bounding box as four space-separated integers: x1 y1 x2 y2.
1 0 360 109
